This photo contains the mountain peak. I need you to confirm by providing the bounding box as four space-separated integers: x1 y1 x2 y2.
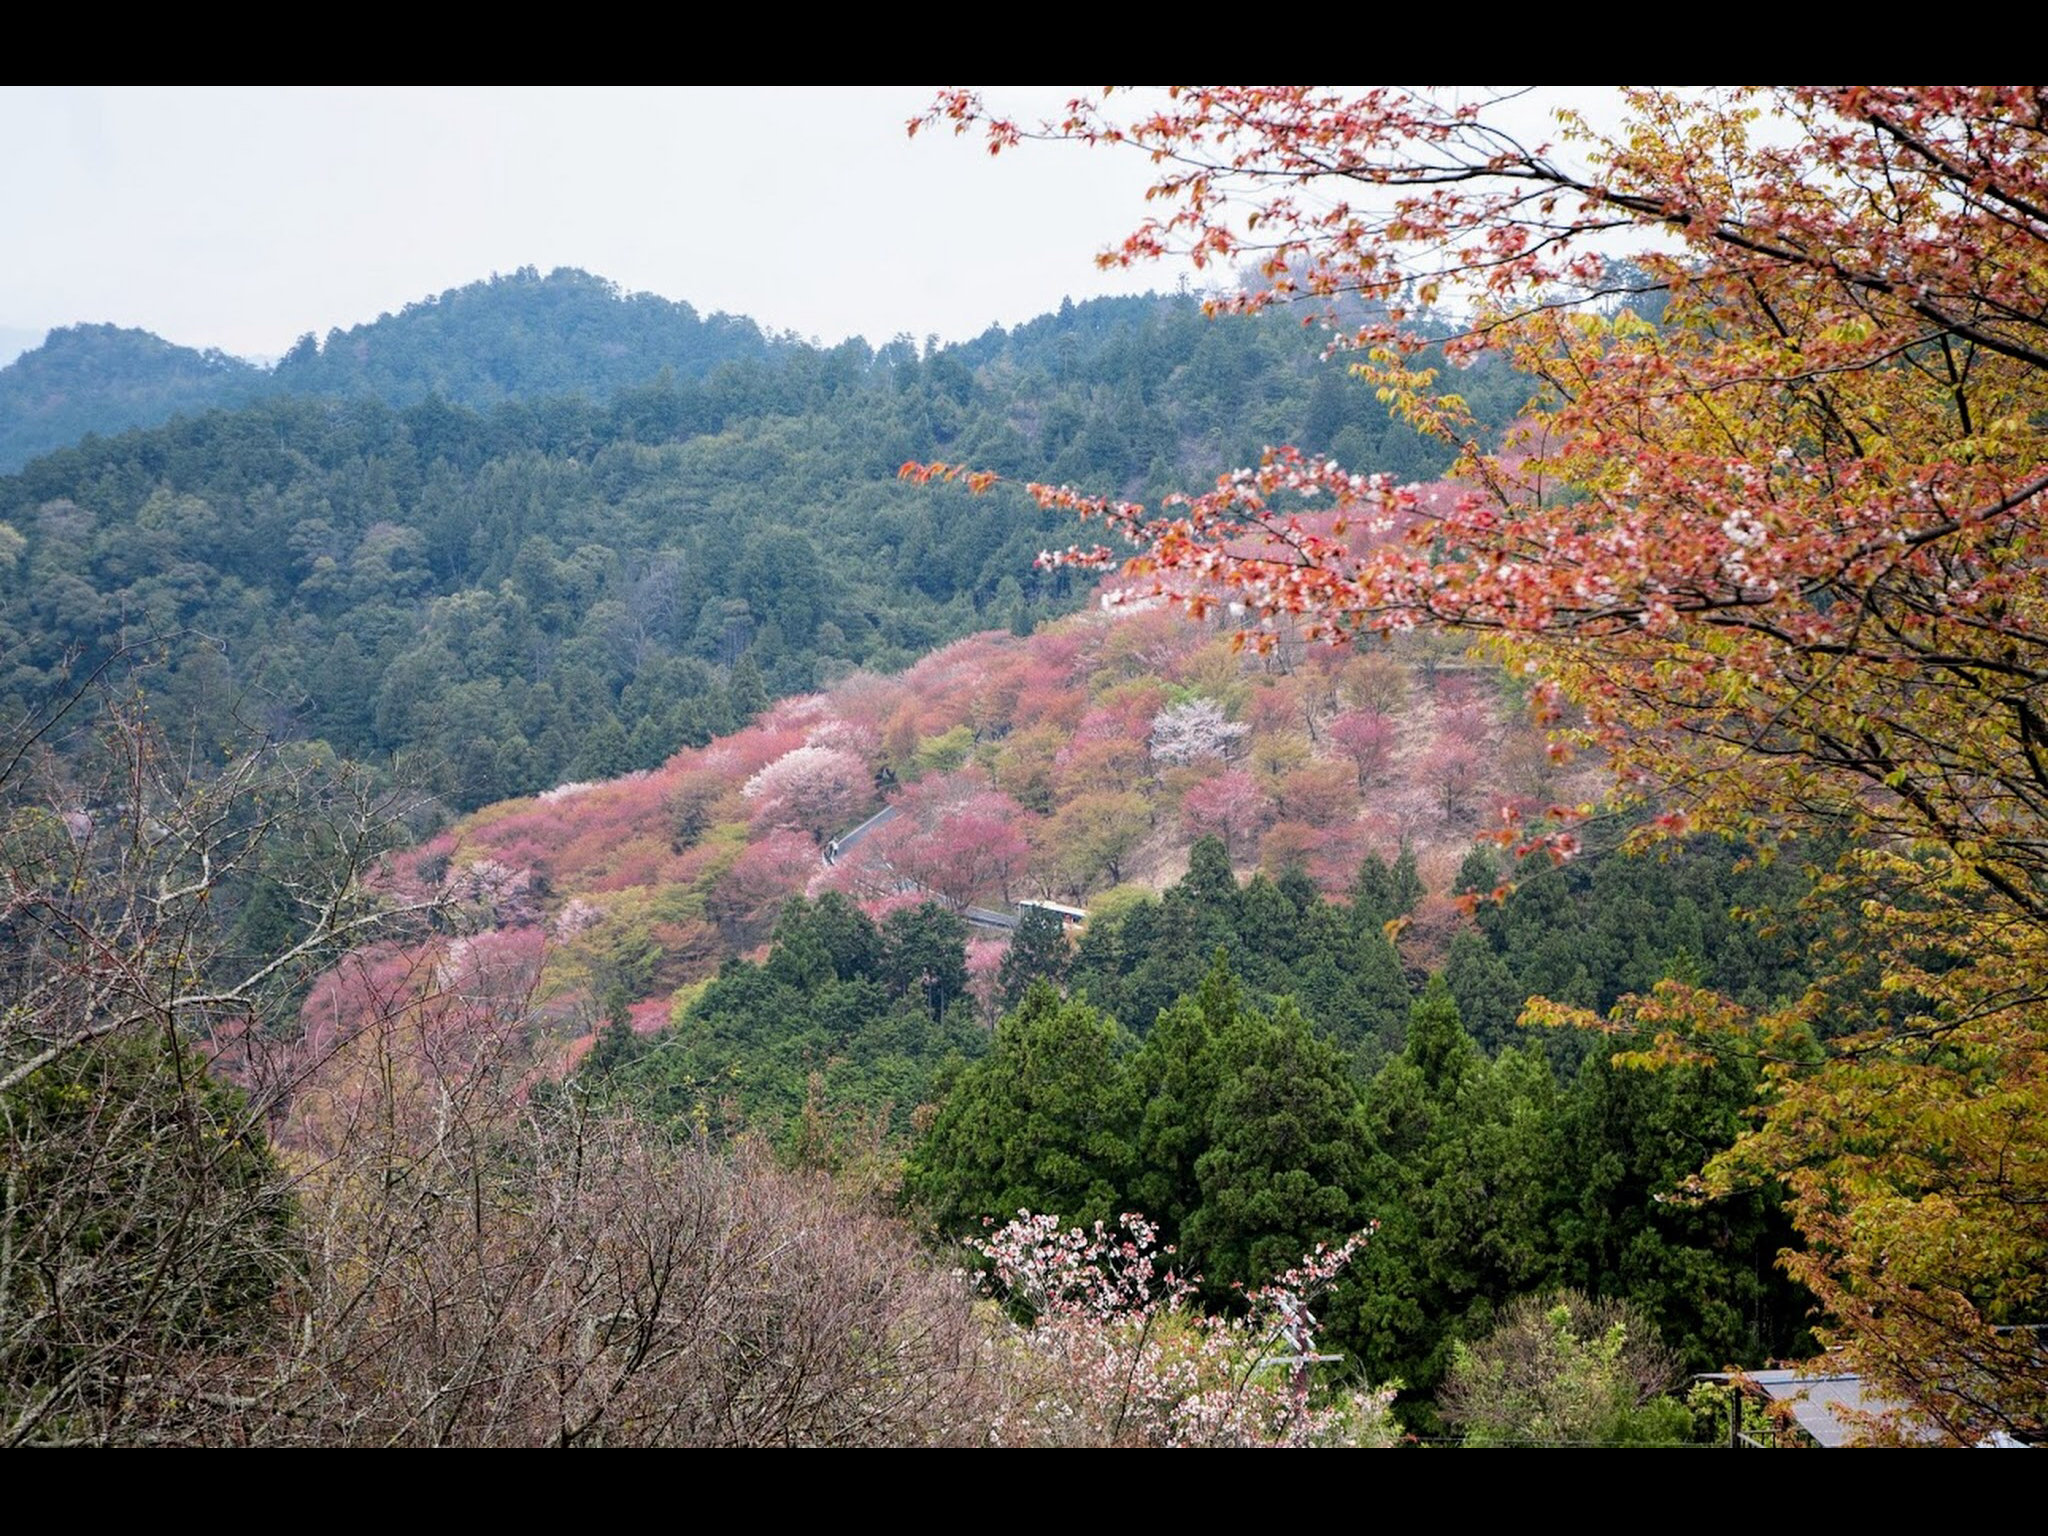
0 269 792 471
0 323 263 471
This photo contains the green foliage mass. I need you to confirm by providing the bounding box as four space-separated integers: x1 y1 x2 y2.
0 324 266 473
1342 980 1576 1422
1455 839 1821 1048
896 837 1818 1430
266 267 783 408
1072 838 1416 1069
1182 992 1369 1292
587 896 986 1142
996 903 1073 1008
906 982 1137 1236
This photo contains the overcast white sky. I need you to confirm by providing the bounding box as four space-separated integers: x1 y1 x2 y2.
0 87 1623 363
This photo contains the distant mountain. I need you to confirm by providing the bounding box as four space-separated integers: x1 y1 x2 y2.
0 267 1510 482
0 269 790 473
0 323 263 472
266 267 785 407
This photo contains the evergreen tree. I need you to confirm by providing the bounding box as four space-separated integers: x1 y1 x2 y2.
1451 843 1498 898
1113 840 1241 1030
796 891 883 983
1339 979 1565 1427
1178 835 1240 918
878 901 968 1019
1343 920 1416 1067
904 982 1136 1233
728 653 770 720
571 716 634 781
584 986 643 1077
1554 1031 1809 1371
1349 850 1401 931
1125 953 1240 1238
1185 995 1370 1294
1390 844 1425 917
997 903 1073 1008
1443 931 1525 1054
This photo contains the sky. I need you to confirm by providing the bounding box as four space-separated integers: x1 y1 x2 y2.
0 87 1628 364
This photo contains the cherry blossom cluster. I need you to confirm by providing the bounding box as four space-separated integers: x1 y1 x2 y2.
967 1211 1391 1448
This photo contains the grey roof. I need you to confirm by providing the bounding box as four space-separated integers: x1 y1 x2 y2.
1747 1370 1939 1447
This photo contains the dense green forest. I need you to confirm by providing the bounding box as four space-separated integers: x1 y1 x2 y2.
584 832 1819 1429
0 271 1520 812
267 267 785 407
0 322 266 472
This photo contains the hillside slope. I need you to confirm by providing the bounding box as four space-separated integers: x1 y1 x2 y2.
349 600 1581 1048
0 322 264 471
282 578 1819 1148
0 284 1524 812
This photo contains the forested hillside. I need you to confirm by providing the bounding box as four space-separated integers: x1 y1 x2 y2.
16 79 2038 1449
327 602 1587 1066
0 269 781 470
0 322 265 472
266 267 785 406
0 264 1807 1435
0 279 1518 812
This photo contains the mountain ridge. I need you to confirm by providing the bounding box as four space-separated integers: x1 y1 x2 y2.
0 321 266 471
0 266 788 471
